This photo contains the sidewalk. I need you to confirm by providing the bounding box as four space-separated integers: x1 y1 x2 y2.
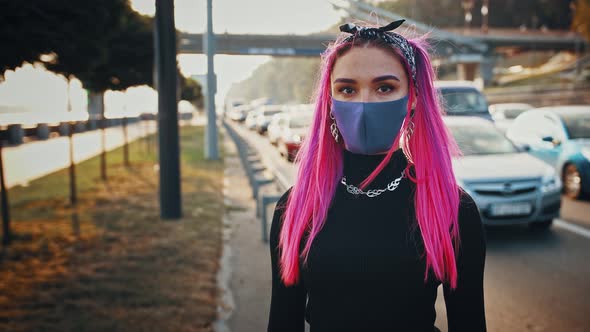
218 130 274 332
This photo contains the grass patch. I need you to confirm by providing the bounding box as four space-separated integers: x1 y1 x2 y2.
0 126 224 332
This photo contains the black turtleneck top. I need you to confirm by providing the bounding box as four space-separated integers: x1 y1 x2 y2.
268 148 487 332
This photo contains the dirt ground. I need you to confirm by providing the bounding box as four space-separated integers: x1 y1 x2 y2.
0 126 223 332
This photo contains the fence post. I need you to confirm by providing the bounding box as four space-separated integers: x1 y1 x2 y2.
123 117 130 167
68 122 77 206
100 112 107 182
0 141 11 245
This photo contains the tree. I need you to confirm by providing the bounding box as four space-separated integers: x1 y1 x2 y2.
376 0 573 30
180 76 204 110
0 0 126 80
571 0 590 42
226 57 320 104
0 1 155 185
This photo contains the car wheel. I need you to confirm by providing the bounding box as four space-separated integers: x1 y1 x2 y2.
563 163 583 199
529 219 553 230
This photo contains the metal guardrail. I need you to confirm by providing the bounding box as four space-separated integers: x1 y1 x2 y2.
223 120 288 243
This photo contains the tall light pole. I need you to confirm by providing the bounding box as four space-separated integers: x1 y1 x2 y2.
481 0 489 34
204 0 219 160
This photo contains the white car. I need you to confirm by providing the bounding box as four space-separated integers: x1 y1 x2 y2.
255 105 284 134
277 111 314 162
267 112 288 145
489 103 533 133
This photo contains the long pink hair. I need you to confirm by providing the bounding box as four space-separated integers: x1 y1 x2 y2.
278 30 462 289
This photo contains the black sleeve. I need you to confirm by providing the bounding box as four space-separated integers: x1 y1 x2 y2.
443 191 487 332
268 188 307 332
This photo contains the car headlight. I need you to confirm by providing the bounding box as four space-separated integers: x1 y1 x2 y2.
582 148 590 161
541 168 562 193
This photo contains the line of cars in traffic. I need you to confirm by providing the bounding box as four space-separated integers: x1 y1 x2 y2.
228 80 590 229
229 102 314 162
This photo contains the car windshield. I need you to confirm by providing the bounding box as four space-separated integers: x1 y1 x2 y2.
503 107 532 119
449 123 518 155
290 115 312 128
439 88 488 114
561 113 590 139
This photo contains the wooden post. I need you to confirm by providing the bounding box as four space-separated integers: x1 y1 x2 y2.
123 117 130 167
68 122 77 206
0 141 11 245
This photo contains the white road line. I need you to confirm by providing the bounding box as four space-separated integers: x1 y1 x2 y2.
554 219 590 240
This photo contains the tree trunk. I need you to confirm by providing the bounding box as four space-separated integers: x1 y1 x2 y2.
89 91 107 181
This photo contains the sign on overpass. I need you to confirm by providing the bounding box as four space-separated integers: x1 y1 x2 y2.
179 33 332 56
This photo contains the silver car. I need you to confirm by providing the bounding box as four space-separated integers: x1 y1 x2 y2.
446 116 562 229
436 80 493 121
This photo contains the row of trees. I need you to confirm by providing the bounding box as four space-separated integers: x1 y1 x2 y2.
377 0 573 30
0 0 203 244
0 0 203 110
226 58 320 104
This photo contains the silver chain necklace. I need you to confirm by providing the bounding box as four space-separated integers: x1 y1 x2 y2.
340 170 406 198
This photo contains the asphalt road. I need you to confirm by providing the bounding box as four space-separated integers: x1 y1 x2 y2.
229 120 590 332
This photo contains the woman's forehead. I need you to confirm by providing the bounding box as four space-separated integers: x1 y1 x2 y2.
331 47 408 83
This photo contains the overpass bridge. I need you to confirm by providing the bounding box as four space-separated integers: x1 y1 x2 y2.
179 29 584 56
180 0 587 85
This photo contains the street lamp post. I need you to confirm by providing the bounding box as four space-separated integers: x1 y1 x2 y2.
461 0 474 34
204 0 219 160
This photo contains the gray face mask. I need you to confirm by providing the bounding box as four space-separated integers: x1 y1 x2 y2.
331 95 409 155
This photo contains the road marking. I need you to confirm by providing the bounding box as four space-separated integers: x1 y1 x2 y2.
554 219 590 240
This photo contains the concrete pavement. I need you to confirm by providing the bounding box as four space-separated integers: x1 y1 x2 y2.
216 128 274 332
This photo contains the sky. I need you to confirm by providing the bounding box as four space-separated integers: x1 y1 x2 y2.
0 0 342 121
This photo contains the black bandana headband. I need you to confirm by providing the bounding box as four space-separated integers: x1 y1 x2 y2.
339 19 417 87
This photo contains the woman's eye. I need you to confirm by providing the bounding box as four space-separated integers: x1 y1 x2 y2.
338 87 355 95
377 85 394 93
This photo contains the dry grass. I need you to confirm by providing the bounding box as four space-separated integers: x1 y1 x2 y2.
0 126 223 332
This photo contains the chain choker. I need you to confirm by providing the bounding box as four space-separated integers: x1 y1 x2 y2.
340 170 405 198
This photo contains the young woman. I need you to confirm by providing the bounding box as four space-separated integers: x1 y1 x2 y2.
268 20 487 332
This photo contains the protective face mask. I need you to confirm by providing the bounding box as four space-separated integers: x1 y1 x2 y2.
331 95 409 155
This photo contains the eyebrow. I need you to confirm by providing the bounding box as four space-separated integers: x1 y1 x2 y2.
333 75 401 84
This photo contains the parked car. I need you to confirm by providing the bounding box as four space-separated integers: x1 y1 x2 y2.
446 116 562 229
255 105 284 134
506 105 590 199
278 111 314 162
489 103 534 133
435 80 492 120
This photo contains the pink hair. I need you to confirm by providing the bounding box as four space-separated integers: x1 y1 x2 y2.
278 31 462 289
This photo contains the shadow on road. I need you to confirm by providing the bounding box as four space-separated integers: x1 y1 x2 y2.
484 224 564 252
